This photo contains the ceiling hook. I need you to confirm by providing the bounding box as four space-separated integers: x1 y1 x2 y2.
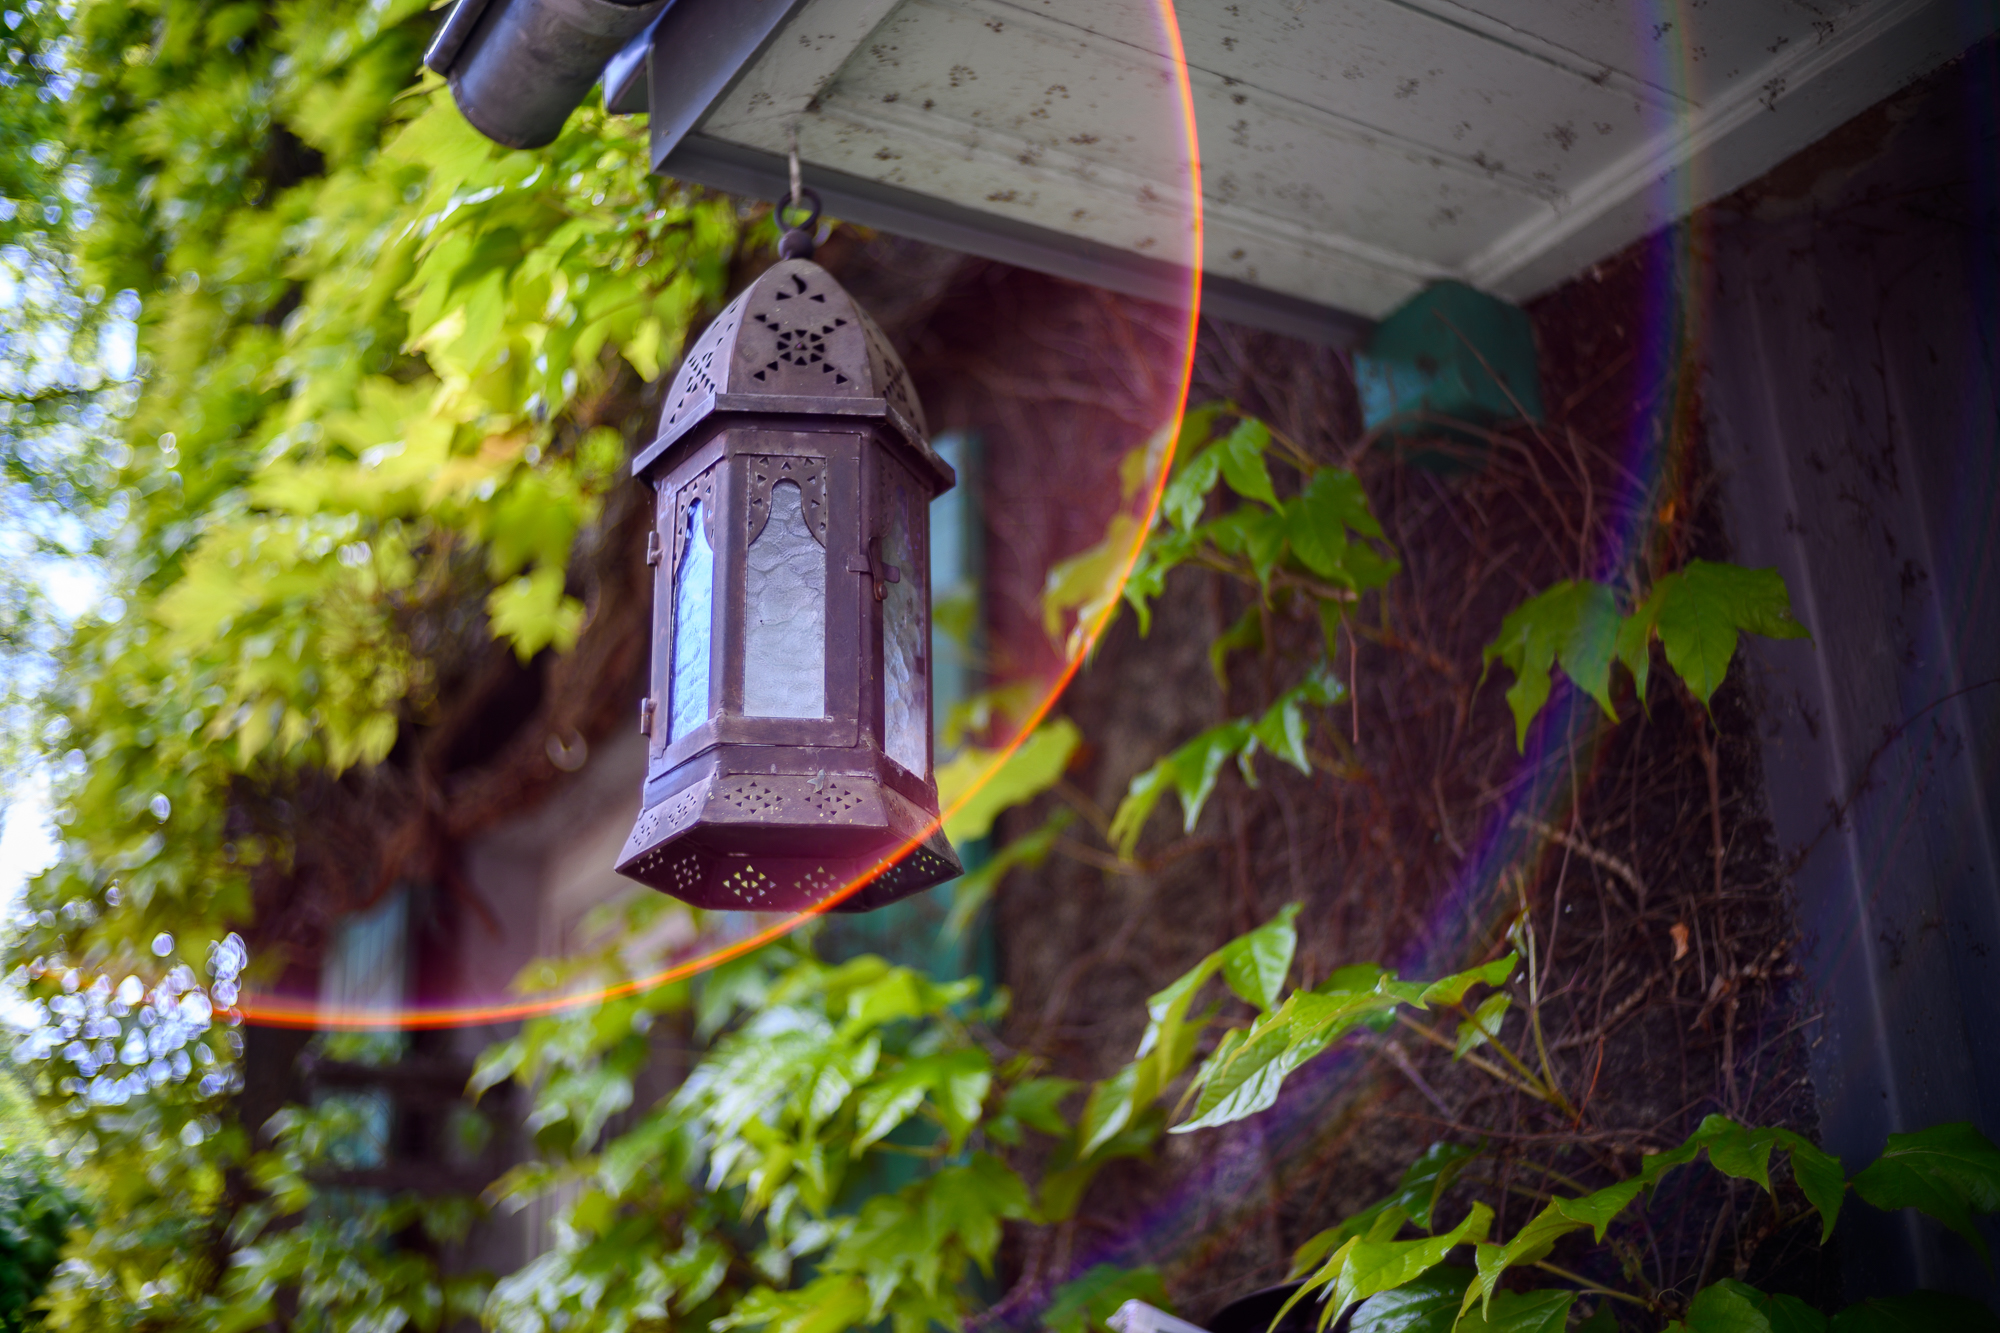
778 124 818 258
787 122 803 212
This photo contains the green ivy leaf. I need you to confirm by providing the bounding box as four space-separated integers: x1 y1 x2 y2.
1772 1129 1846 1242
1488 563 1809 742
467 1038 525 1099
1123 525 1201 636
1108 718 1251 854
1676 1279 1780 1333
1174 1014 1311 1132
1454 993 1511 1059
1292 1143 1484 1269
1650 560 1811 707
1457 1289 1578 1333
1851 1120 2000 1265
1413 953 1518 1009
1712 1120 1783 1192
1077 1062 1152 1160
1210 604 1265 688
1459 1180 1640 1319
1250 669 1344 775
942 807 1074 942
1552 1178 1646 1237
1042 513 1140 650
1704 1280 1832 1328
1481 579 1621 749
1219 902 1301 1012
486 565 586 661
1346 1264 1469 1333
1205 506 1292 589
1111 673 1340 856
1217 418 1280 508
998 1078 1079 1139
1642 1118 1851 1249
853 1049 992 1153
1296 1204 1492 1332
1162 432 1228 531
1042 1265 1173 1333
1286 468 1394 591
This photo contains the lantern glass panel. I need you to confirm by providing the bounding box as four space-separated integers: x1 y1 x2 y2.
669 499 714 741
744 479 827 718
881 478 927 774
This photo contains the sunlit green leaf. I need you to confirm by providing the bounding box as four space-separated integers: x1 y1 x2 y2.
1297 1204 1491 1331
1219 902 1301 1012
936 718 1081 844
1454 993 1511 1059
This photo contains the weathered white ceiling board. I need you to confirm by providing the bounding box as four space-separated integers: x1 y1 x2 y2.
704 0 1200 265
640 0 1995 329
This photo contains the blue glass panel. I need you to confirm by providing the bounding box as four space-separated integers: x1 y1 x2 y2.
670 500 713 742
882 483 927 774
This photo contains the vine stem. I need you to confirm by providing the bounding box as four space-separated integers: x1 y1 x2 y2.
1395 1014 1558 1107
1514 886 1578 1120
1502 1157 1594 1196
1529 1261 1652 1308
1683 684 1726 902
1187 549 1358 603
1259 419 1322 473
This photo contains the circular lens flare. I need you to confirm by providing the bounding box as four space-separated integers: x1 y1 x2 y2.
238 0 1206 1032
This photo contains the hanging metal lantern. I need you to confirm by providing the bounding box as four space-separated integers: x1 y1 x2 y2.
616 192 962 913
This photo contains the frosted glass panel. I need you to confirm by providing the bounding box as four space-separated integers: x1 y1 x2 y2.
745 481 827 718
669 500 713 742
882 482 927 774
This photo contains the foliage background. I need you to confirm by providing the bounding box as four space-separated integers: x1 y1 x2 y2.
1 0 744 1323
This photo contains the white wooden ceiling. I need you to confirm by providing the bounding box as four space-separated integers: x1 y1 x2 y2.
672 0 1989 320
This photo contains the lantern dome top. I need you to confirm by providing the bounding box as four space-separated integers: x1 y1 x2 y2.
639 258 941 481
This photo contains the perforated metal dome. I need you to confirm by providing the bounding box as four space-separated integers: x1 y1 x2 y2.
654 258 929 450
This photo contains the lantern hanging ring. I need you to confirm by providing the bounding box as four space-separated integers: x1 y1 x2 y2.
777 187 822 260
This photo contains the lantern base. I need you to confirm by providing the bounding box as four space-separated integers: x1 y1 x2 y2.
616 765 962 913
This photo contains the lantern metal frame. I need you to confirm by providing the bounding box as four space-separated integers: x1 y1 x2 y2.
616 251 962 913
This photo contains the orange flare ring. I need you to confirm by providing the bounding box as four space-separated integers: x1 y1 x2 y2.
238 3 1204 1032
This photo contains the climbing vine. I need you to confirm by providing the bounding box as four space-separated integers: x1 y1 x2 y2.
475 404 1989 1333
4 0 739 1325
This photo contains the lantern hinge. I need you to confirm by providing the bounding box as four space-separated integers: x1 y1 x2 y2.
645 530 663 566
639 696 656 737
858 536 902 602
